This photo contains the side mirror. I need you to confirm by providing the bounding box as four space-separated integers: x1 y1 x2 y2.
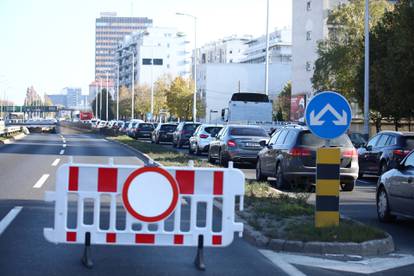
259 140 267 147
366 145 372 151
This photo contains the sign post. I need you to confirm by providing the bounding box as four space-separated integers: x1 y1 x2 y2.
305 91 352 227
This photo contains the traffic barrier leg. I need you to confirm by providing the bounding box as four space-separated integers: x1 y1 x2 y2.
194 235 205 271
81 232 93 268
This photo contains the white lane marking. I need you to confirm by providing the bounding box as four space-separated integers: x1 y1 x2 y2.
260 251 414 274
0 206 23 235
62 144 67 148
33 174 50 189
60 150 65 155
51 158 60 167
62 139 66 143
259 250 306 276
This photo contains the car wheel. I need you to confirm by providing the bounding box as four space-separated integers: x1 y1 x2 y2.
377 187 396 223
172 140 177 148
379 161 388 176
256 160 267 182
219 150 229 167
275 163 287 190
156 137 160 144
358 170 364 179
340 181 355 192
188 144 194 154
177 140 183 149
208 150 215 164
195 144 201 156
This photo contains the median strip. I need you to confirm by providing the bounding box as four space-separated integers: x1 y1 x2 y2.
59 150 64 155
33 174 49 189
0 206 23 236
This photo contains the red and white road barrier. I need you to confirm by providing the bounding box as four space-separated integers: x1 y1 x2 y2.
44 161 244 268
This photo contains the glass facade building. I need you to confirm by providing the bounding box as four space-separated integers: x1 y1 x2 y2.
95 12 153 82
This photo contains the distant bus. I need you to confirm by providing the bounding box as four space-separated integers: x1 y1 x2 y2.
221 93 273 124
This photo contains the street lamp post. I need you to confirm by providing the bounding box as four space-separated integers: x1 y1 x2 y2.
363 0 370 139
124 50 135 120
116 64 119 121
99 78 103 119
264 0 270 96
106 71 109 121
176 12 197 122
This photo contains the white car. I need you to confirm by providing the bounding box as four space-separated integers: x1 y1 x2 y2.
189 124 223 155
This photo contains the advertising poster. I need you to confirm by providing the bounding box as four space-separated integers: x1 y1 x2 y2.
290 95 306 122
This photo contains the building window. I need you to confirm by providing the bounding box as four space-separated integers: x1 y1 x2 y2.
306 31 312 40
167 64 170 69
307 1 311 11
142 58 152 65
229 50 233 54
153 59 163 65
306 61 312 71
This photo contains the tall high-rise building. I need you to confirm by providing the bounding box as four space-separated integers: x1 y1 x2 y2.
95 12 153 81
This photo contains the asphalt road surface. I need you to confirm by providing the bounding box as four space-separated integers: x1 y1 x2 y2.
2 129 414 275
0 127 286 276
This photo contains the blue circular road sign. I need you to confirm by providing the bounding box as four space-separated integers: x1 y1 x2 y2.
305 91 352 140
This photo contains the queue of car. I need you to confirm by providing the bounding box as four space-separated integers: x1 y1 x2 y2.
83 118 414 224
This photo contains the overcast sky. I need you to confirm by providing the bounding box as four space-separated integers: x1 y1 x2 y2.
0 0 292 104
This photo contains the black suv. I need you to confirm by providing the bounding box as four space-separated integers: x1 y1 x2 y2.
172 122 201 148
134 123 154 140
151 123 177 144
358 131 414 177
256 126 358 191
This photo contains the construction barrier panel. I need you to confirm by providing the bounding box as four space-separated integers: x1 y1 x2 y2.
315 147 340 227
44 162 245 248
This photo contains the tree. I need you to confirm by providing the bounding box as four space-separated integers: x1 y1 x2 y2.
118 86 131 119
273 82 291 121
91 89 115 121
312 0 391 101
166 77 194 120
355 0 414 131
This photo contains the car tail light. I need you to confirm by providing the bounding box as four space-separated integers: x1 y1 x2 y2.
289 147 311 157
227 140 237 147
343 148 358 158
199 134 208 139
393 149 411 156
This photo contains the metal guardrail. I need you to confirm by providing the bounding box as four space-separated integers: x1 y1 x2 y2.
0 126 22 137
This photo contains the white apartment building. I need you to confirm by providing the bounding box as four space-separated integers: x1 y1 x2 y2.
241 27 292 64
197 36 252 64
197 63 291 123
116 27 191 88
292 0 346 98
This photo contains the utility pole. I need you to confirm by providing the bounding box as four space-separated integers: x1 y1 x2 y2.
116 64 119 121
363 0 370 139
176 12 198 122
264 0 270 96
106 71 109 121
99 78 103 120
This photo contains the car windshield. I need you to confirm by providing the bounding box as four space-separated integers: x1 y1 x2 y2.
299 132 352 147
230 127 268 137
138 123 154 130
183 124 200 131
161 125 177 132
205 127 222 136
403 136 414 149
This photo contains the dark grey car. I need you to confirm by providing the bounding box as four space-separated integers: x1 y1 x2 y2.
208 125 269 167
172 122 201 148
376 150 414 222
256 126 359 191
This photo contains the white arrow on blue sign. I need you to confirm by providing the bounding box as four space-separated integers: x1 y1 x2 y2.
305 91 352 140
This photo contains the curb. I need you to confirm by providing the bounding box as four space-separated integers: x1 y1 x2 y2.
239 215 394 256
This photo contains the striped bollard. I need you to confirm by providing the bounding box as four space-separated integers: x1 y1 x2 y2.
315 147 340 227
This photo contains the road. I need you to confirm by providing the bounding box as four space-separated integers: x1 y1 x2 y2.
2 129 414 275
0 127 286 276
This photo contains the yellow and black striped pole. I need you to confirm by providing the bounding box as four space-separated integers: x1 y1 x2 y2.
315 147 340 227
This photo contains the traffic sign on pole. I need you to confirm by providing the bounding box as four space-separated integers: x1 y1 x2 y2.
305 91 352 228
305 91 352 140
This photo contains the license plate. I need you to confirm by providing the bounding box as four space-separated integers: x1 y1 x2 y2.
245 142 259 147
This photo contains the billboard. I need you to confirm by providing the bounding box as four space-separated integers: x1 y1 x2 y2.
290 95 306 122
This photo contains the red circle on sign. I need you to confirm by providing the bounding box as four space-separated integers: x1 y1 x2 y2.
122 167 179 223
